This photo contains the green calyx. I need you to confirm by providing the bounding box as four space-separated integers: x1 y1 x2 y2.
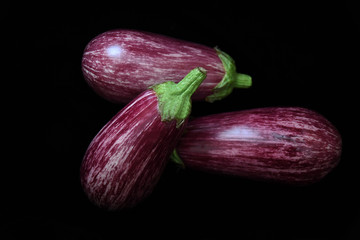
205 47 252 103
169 149 185 168
150 67 207 128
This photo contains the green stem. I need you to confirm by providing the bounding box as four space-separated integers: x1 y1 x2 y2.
205 47 252 103
234 73 252 88
150 67 207 127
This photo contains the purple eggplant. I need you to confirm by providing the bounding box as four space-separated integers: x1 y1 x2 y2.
80 68 206 210
82 29 251 104
174 107 342 185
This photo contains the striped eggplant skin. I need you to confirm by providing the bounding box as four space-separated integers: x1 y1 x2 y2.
176 107 342 185
82 29 225 103
80 90 186 210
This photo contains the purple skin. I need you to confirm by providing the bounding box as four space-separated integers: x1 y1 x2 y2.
176 107 342 185
80 90 186 210
82 29 225 103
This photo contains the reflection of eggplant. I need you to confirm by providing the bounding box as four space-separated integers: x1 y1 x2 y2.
82 29 251 103
80 68 206 210
175 107 342 185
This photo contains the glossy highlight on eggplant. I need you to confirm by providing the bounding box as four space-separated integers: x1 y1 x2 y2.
175 107 342 185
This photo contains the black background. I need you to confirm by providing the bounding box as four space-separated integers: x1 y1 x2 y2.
5 2 359 239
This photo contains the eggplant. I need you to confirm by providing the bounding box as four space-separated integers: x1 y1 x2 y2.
174 107 342 185
82 29 251 104
80 68 206 210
